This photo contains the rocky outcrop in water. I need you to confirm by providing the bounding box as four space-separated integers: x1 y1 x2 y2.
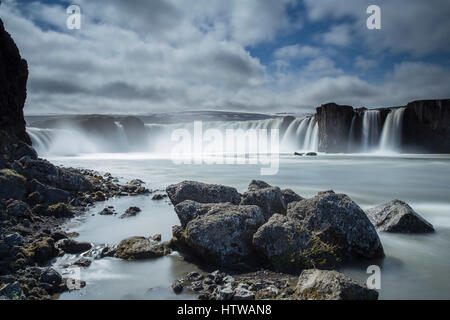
366 199 434 233
114 236 171 260
169 181 384 272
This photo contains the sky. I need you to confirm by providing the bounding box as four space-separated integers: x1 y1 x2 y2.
1 0 450 115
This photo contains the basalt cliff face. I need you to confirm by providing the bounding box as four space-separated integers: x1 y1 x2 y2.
402 100 450 153
0 18 33 165
315 99 450 153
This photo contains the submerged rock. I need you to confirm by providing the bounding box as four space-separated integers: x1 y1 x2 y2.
115 236 170 260
119 206 141 219
171 202 265 266
166 181 241 206
295 269 378 300
240 180 287 220
366 200 434 233
152 193 167 200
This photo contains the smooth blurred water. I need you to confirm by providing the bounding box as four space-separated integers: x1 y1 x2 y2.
50 153 450 300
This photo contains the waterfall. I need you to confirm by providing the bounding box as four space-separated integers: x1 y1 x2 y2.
361 110 381 152
27 116 320 156
379 108 406 152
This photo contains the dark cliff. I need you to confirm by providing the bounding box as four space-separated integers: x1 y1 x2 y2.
0 18 32 165
402 99 450 153
316 103 354 153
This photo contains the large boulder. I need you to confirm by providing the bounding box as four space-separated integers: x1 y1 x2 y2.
166 181 241 206
0 169 26 200
17 158 93 192
287 191 384 261
114 236 170 260
253 214 339 272
240 180 286 220
55 239 92 254
295 269 378 300
171 202 265 266
366 200 434 233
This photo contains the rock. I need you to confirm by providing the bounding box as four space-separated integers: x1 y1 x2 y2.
4 233 23 246
172 201 265 266
56 239 92 254
152 193 167 200
366 200 434 233
253 214 339 272
186 271 204 282
294 152 304 156
24 237 58 264
73 257 92 268
0 18 30 146
316 103 354 153
47 203 74 218
114 236 170 260
0 169 26 200
119 206 141 219
287 191 384 261
233 283 255 300
166 181 241 206
402 99 450 153
0 282 25 300
6 200 31 218
152 234 162 242
28 179 70 205
306 152 317 156
172 280 184 294
281 189 303 205
99 207 115 215
240 180 286 220
295 269 378 300
17 158 93 192
39 267 63 288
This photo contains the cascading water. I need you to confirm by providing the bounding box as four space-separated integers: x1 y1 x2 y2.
27 116 320 156
361 110 381 152
379 108 406 152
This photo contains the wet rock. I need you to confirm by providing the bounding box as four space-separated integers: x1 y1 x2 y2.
366 200 434 233
56 238 92 254
17 158 93 192
233 283 255 300
166 181 241 206
306 152 318 156
0 282 25 300
152 234 162 242
119 206 141 219
294 152 304 156
24 237 58 264
172 280 184 294
47 203 74 218
73 257 92 268
28 179 70 205
172 202 265 266
6 200 31 218
0 169 26 200
114 236 170 260
253 214 339 272
4 232 23 246
295 269 378 300
186 271 204 282
240 180 286 220
287 191 384 261
281 189 303 205
152 193 167 200
99 207 115 215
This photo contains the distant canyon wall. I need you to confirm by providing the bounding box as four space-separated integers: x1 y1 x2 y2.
315 99 450 153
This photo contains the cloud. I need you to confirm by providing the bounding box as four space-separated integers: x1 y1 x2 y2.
274 44 320 59
354 56 378 71
320 24 353 47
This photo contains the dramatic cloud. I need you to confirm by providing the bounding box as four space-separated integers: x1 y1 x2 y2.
0 0 449 115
